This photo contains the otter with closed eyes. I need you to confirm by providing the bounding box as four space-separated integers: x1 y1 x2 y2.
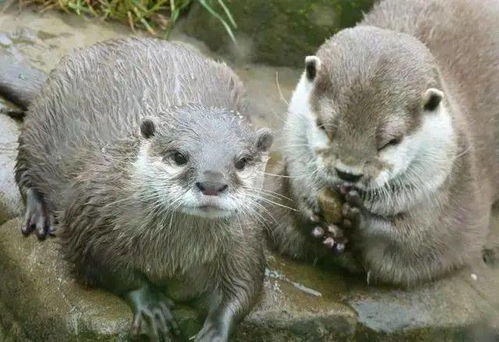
4 38 273 341
267 0 499 285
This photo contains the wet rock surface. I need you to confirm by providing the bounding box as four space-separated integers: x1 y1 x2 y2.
0 113 22 225
0 218 360 341
0 219 131 341
2 214 499 341
181 0 375 67
0 9 499 341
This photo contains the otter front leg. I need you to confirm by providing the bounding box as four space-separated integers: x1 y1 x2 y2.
72 258 180 341
22 188 55 239
196 252 264 341
196 288 259 342
195 304 234 342
125 283 181 341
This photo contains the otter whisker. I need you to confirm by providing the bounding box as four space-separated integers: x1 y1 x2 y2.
245 192 297 212
243 187 286 200
243 196 277 224
257 171 301 180
243 186 292 202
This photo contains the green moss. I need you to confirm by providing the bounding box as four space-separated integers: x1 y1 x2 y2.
183 0 375 66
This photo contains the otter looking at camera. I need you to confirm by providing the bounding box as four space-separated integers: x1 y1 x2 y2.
3 38 272 341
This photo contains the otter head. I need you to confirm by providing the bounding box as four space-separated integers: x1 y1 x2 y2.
134 104 273 219
303 27 457 195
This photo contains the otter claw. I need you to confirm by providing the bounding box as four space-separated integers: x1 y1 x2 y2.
340 189 364 230
131 305 179 341
22 189 55 240
335 243 346 253
160 302 180 336
127 285 181 341
327 224 342 237
309 214 321 223
312 222 348 254
312 226 325 238
323 237 335 248
342 203 360 220
323 236 348 254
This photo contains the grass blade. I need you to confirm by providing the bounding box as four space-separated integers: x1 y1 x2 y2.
198 0 236 43
216 0 236 28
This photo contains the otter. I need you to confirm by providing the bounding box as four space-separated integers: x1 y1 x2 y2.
0 50 46 118
2 38 273 340
267 0 499 285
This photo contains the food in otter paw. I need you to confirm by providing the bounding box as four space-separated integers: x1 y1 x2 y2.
317 187 344 224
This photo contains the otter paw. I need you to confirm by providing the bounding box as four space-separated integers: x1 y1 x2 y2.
195 321 228 342
341 189 363 229
298 195 322 224
311 223 348 254
22 189 55 240
301 193 348 254
130 301 180 342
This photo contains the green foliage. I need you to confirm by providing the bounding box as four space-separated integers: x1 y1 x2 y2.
23 0 235 39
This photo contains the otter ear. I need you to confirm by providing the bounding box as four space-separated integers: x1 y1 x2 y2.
255 128 273 152
140 118 156 139
305 56 321 82
423 88 444 111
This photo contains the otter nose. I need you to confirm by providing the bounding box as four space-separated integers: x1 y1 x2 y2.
335 168 363 183
196 182 228 196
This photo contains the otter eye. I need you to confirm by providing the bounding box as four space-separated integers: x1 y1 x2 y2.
378 137 403 151
235 157 251 170
172 151 188 165
316 119 326 131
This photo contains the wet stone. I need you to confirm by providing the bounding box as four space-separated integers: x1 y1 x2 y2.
0 33 13 47
0 218 133 341
0 114 23 225
9 28 40 45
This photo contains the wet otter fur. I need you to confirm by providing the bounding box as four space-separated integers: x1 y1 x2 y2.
7 38 273 341
268 0 499 286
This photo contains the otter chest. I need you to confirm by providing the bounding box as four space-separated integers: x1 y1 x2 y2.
131 223 227 282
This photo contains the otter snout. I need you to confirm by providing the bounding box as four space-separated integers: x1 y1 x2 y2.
196 181 228 196
335 168 363 183
196 170 229 196
331 158 366 184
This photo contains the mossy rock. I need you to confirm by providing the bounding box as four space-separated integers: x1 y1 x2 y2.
182 0 375 67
